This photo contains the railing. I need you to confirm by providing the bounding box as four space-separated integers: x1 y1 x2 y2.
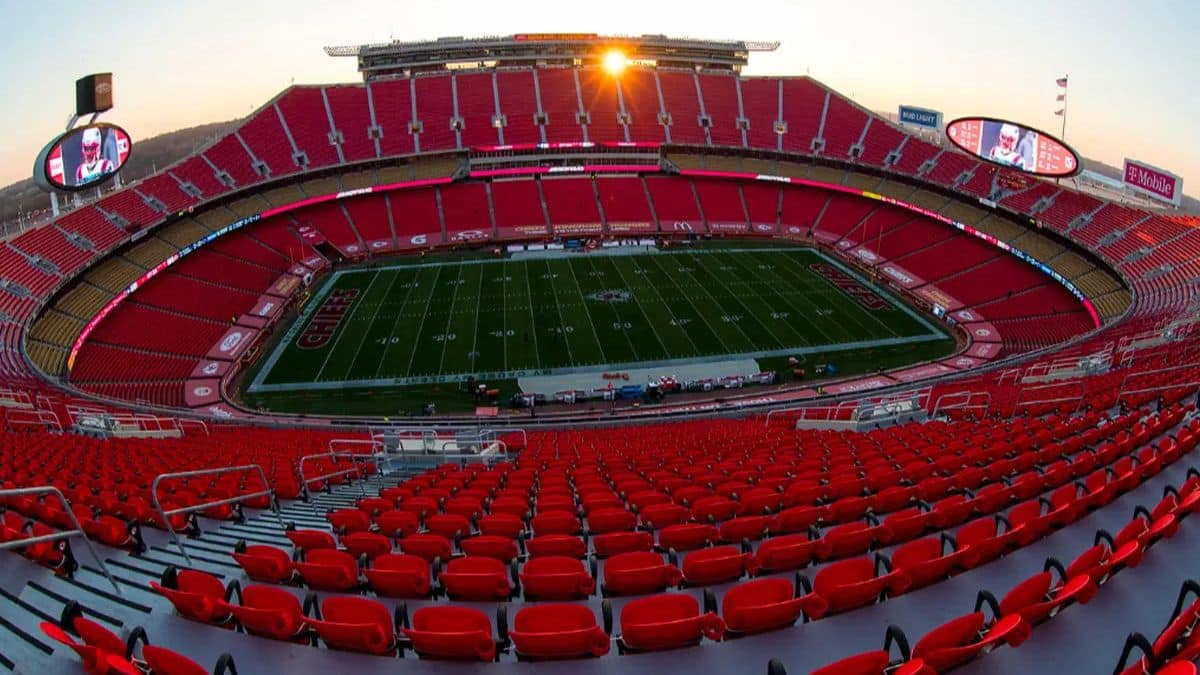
151 465 278 566
1116 363 1200 407
1013 381 1087 416
0 486 120 594
178 418 210 436
438 439 508 456
298 451 383 517
5 408 63 432
930 390 992 419
328 438 385 455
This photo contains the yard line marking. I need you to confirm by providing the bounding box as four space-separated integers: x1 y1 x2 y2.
542 259 577 366
582 255 640 361
403 265 445 376
604 255 674 358
338 268 402 381
563 257 610 364
522 259 542 369
374 267 424 378
644 253 736 354
435 264 468 375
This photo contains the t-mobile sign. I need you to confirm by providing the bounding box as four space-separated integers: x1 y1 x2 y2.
1124 158 1183 206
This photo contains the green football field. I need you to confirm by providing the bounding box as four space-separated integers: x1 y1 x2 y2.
242 246 954 413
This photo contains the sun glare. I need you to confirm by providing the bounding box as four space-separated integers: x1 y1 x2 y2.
602 49 627 75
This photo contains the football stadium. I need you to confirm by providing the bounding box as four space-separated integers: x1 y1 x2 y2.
2 9 1200 675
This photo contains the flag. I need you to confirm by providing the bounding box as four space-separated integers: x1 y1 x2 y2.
1054 109 1065 116
1056 77 1068 87
1056 94 1066 101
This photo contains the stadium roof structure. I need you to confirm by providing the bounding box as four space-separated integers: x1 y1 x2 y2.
324 33 780 79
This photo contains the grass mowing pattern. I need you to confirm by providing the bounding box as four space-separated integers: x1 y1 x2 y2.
248 248 950 399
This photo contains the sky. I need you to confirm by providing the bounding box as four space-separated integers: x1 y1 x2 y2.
1 0 1197 192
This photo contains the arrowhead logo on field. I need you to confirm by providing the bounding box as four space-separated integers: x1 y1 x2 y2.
586 289 634 303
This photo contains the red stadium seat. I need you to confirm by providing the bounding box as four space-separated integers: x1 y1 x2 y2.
340 531 393 559
526 534 587 558
752 533 822 573
232 543 294 584
592 530 653 557
889 536 978 590
460 534 520 562
149 568 233 625
285 528 337 552
398 533 453 562
601 551 682 596
227 584 310 641
722 575 828 635
304 596 397 655
440 556 514 601
911 612 1031 671
507 604 610 660
401 605 497 661
374 510 420 538
520 555 596 600
293 548 359 592
363 553 434 598
812 556 911 615
657 523 718 551
618 592 725 652
680 545 754 586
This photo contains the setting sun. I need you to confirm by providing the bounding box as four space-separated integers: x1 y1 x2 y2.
602 48 627 75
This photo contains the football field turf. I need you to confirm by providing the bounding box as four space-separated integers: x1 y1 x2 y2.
246 246 952 400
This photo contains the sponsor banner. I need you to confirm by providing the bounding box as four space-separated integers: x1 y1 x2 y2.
708 222 750 233
448 228 490 242
206 326 259 361
963 321 1001 343
898 105 943 130
199 402 248 419
552 222 603 236
238 315 269 330
302 255 329 271
296 225 326 245
250 295 284 320
951 308 982 323
942 355 986 369
368 239 394 252
335 242 363 257
267 274 302 299
607 221 656 233
851 246 883 265
913 285 963 311
394 232 438 249
891 362 956 382
190 359 230 380
965 341 1003 359
751 222 777 235
184 379 222 407
1123 158 1183 206
879 263 924 289
824 376 894 395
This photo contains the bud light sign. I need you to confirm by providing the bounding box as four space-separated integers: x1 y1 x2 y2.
1123 158 1182 206
898 105 943 130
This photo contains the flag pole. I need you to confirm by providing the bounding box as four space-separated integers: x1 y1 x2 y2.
1060 73 1068 141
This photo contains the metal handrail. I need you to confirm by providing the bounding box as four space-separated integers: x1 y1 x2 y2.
0 486 120 594
177 419 210 436
438 439 507 455
151 465 278 566
297 451 383 517
328 438 385 454
1013 381 1086 416
930 390 992 418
